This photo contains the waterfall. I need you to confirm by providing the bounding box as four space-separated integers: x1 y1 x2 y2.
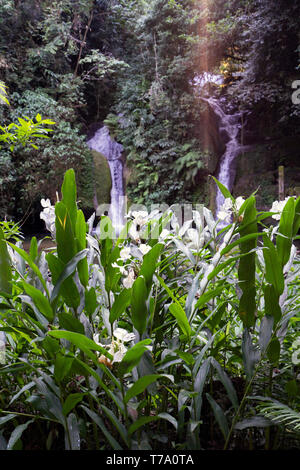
87 126 125 235
205 96 243 213
194 74 243 219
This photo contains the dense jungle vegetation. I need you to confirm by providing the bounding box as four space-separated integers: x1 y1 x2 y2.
0 0 299 453
0 0 299 223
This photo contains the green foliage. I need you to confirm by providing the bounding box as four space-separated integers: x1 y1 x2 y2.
0 0 129 220
0 170 298 450
0 114 55 151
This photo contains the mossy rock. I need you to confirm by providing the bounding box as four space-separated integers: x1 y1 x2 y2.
199 105 226 173
233 145 277 209
92 150 112 206
233 141 300 210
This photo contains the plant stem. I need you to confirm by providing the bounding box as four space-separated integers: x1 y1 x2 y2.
223 366 258 450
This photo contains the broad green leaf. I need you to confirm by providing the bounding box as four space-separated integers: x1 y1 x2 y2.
211 358 239 410
9 381 35 405
131 276 148 336
101 405 129 447
292 196 300 237
267 337 280 365
194 358 211 394
169 302 191 338
173 238 196 265
29 236 38 261
259 315 274 353
194 286 224 311
61 168 77 231
54 353 74 383
22 281 54 322
207 255 240 282
46 253 80 309
158 412 178 430
7 242 48 295
220 232 261 257
242 329 260 381
263 284 282 324
238 197 257 327
185 270 202 319
175 350 194 365
75 358 124 414
7 420 34 450
211 176 234 201
48 330 112 361
118 339 152 377
63 393 85 416
0 228 12 294
58 311 85 334
139 243 163 291
50 249 88 305
124 374 173 404
0 414 16 426
84 287 98 317
42 335 60 359
238 286 256 328
65 413 80 450
128 415 160 436
276 197 295 268
55 202 76 264
81 405 122 450
235 416 272 430
75 209 88 287
206 393 229 440
262 235 284 296
109 288 132 324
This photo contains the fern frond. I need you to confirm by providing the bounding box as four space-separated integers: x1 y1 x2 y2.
257 399 300 433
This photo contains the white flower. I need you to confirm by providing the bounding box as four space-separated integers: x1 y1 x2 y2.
217 209 232 223
113 328 136 343
120 247 131 260
127 210 149 241
139 244 151 256
94 328 136 366
131 210 149 226
159 228 171 241
292 338 300 365
292 350 300 365
41 198 52 208
223 198 234 211
235 196 245 212
186 228 204 251
217 196 245 224
217 198 233 222
123 268 135 289
112 262 128 275
40 198 56 237
270 197 293 221
110 342 127 363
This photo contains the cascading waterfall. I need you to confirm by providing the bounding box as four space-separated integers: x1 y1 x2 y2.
87 126 125 235
194 73 244 219
205 96 243 213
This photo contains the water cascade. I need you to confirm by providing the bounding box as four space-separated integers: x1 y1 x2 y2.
205 96 243 213
87 126 125 235
194 74 244 218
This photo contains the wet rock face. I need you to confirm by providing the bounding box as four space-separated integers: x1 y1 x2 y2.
198 105 226 173
87 126 125 235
